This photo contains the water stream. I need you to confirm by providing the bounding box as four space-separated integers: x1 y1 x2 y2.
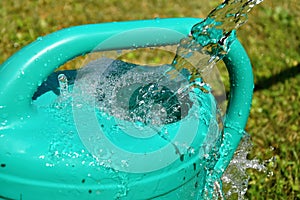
172 0 264 83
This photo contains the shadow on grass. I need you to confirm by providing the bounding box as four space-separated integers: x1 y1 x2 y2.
254 64 300 91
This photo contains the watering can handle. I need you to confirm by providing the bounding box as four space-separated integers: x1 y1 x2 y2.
0 18 253 176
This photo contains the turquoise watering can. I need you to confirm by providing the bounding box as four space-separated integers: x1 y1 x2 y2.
0 18 253 199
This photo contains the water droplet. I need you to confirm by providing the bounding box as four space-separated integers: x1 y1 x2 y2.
238 110 242 116
58 74 69 97
45 163 54 167
121 160 129 168
1 120 8 126
37 36 43 41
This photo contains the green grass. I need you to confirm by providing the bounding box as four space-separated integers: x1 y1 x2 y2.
1 0 299 199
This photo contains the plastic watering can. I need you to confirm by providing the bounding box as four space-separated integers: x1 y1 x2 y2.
0 18 253 199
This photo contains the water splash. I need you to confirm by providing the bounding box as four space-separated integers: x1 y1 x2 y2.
220 134 273 200
72 57 196 126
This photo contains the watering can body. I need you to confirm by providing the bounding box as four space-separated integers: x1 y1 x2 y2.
0 18 253 199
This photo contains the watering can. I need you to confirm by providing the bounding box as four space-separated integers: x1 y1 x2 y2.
0 18 253 199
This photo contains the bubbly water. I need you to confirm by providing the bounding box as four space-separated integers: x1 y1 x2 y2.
73 57 194 126
48 0 271 199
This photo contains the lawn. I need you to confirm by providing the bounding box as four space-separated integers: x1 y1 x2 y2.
1 0 299 199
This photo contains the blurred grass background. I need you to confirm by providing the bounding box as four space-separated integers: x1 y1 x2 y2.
0 0 299 199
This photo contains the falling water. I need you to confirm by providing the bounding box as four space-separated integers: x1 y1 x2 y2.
172 0 264 83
